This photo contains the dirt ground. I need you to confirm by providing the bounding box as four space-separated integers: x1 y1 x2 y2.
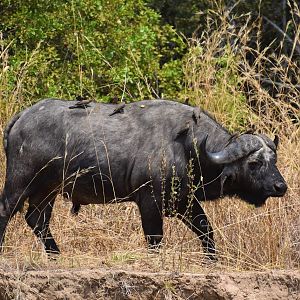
0 268 299 300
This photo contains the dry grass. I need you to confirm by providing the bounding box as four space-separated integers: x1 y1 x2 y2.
0 6 299 273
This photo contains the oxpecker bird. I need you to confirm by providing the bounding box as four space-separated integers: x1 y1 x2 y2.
109 102 126 116
69 99 93 109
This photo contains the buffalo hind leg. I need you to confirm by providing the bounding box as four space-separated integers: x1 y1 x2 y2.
138 198 163 249
25 195 59 255
178 201 216 260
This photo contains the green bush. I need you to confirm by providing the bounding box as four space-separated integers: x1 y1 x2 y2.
0 0 185 106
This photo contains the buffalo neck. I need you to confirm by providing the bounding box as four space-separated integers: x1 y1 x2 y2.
191 119 232 200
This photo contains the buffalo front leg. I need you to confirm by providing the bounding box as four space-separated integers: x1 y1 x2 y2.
138 197 163 249
178 201 216 260
25 196 59 255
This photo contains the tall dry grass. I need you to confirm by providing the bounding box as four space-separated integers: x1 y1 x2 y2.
0 6 299 273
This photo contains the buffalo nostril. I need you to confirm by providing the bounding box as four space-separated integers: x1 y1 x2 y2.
274 182 287 194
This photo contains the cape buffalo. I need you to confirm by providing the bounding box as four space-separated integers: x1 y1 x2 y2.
0 99 287 259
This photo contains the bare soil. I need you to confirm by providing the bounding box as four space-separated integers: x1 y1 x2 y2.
0 268 299 300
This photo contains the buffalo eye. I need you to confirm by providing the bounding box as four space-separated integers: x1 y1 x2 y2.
248 161 263 171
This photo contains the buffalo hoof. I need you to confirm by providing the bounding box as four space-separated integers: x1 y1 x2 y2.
71 204 81 215
146 235 163 250
47 250 60 261
202 253 218 266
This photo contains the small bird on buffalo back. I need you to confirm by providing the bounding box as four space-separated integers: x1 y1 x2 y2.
69 95 93 109
69 99 93 109
109 102 125 116
244 124 256 135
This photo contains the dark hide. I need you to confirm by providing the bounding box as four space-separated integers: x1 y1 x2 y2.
0 99 287 259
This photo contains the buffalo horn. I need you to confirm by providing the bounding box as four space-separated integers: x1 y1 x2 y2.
200 134 262 165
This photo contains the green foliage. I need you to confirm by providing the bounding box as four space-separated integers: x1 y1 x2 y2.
0 0 185 105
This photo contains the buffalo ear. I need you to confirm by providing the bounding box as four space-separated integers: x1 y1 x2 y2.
176 126 189 139
274 135 279 148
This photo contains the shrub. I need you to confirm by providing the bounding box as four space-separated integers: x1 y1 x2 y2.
0 0 185 108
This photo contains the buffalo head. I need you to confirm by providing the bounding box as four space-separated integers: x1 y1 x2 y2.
201 134 287 207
